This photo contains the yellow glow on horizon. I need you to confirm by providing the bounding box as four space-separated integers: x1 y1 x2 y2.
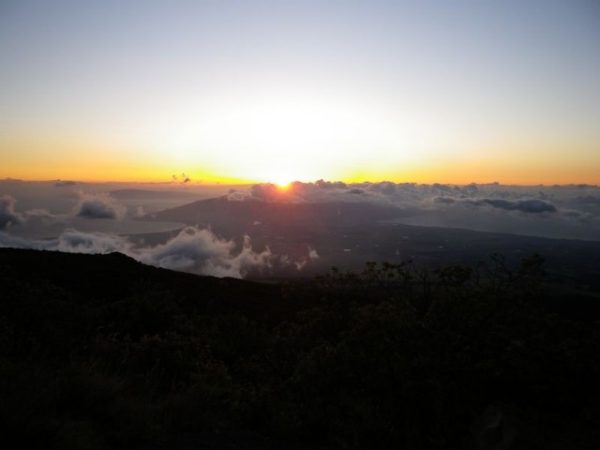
1 94 599 186
155 89 408 185
274 180 291 190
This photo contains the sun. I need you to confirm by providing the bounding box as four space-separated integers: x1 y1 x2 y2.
263 169 296 189
272 176 292 190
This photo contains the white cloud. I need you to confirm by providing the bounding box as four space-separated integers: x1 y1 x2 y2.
136 228 272 278
0 226 278 279
0 195 22 229
75 192 126 220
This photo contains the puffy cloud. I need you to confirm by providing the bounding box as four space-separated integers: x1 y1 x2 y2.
315 179 347 189
227 189 249 201
0 195 22 229
368 181 396 195
0 226 278 279
75 193 126 220
250 183 281 201
0 229 129 253
0 195 63 230
56 230 129 253
137 227 272 278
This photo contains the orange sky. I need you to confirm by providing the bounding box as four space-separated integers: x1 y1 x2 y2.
1 1 599 186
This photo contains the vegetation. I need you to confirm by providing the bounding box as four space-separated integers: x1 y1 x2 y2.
0 249 599 449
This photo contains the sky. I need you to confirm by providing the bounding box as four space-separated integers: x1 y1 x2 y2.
1 0 599 185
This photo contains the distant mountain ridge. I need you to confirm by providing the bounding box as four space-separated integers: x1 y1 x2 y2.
147 195 407 234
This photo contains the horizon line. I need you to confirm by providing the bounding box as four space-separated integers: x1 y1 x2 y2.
1 176 599 188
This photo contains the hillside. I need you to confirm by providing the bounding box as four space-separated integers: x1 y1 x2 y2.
1 248 599 449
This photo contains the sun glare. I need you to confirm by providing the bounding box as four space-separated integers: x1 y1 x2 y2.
272 176 293 189
276 182 290 190
163 89 401 184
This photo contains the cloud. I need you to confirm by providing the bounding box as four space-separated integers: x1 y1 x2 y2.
57 230 129 253
430 196 561 214
575 195 600 207
0 195 62 230
75 193 126 220
136 227 272 278
431 195 565 219
172 173 192 184
238 181 578 215
227 189 248 201
433 196 456 204
347 188 365 195
472 198 557 214
249 183 281 201
0 195 22 229
54 180 77 187
284 246 320 271
23 208 55 218
237 180 520 209
0 226 277 279
0 228 128 253
227 181 600 240
245 181 400 204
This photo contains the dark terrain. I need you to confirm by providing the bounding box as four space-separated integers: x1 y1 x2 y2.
1 248 600 449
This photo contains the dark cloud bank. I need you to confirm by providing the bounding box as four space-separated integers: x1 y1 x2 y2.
0 195 22 229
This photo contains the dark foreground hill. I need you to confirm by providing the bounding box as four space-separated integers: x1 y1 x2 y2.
1 248 599 449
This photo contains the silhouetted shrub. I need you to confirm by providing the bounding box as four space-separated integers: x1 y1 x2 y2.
0 249 598 449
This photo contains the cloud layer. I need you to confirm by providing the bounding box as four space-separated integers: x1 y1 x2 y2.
75 193 126 219
0 226 275 278
0 195 22 229
228 180 598 215
434 197 558 214
225 181 600 240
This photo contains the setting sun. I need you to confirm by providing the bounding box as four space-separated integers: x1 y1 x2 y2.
274 179 292 190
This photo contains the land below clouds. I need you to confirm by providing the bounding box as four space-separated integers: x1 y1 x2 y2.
1 179 599 283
